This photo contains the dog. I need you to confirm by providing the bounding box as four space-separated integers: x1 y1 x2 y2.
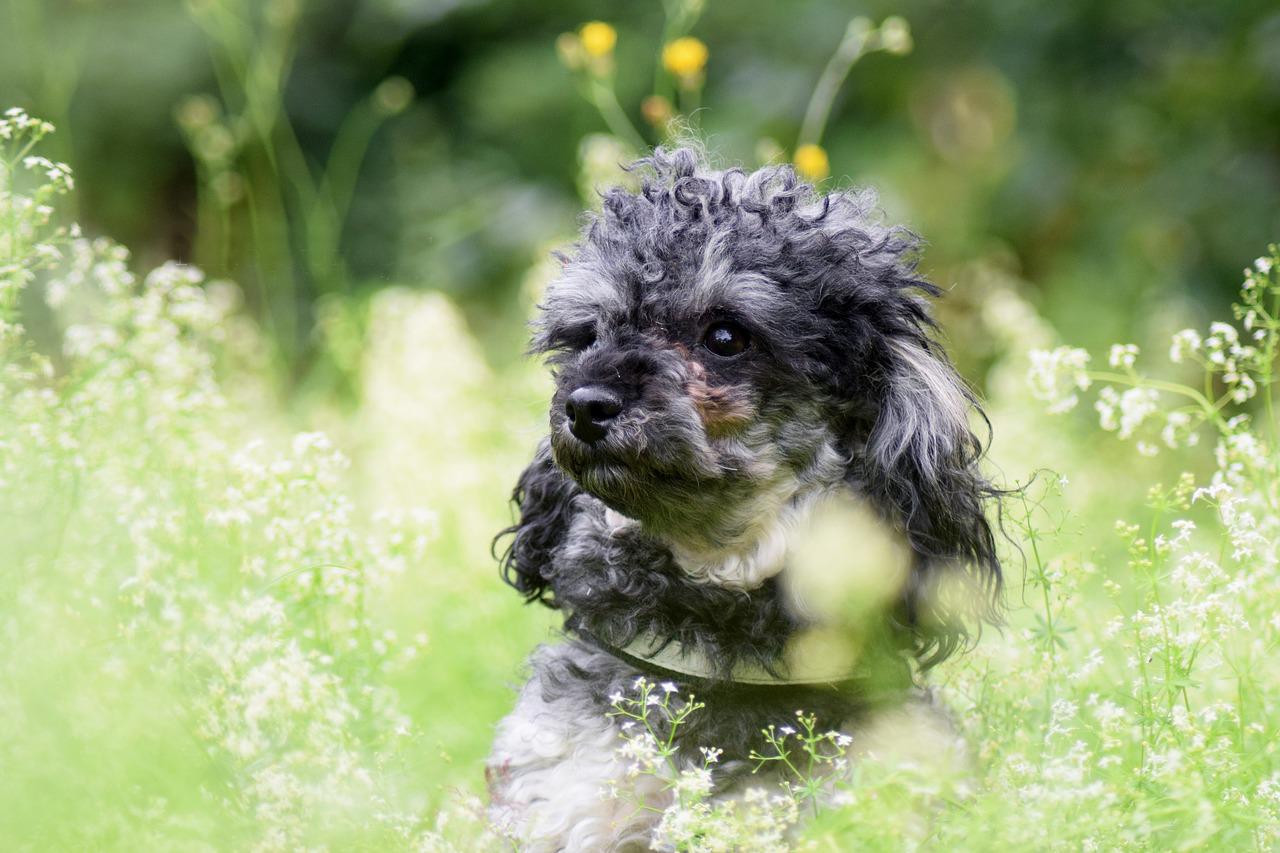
486 147 1000 850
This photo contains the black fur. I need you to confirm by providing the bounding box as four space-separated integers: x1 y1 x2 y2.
497 440 579 604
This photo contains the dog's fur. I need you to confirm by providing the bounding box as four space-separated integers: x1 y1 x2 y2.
487 148 1000 850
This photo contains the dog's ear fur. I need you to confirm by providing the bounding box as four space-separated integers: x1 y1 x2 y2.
799 196 1002 666
495 439 579 606
864 334 1002 666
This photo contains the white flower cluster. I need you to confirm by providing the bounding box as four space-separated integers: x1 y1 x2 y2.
0 114 442 850
990 245 1280 849
1160 410 1200 450
1 111 78 323
607 679 810 849
1168 328 1202 364
1095 385 1159 440
22 154 74 193
1034 247 1280 455
607 681 964 849
655 785 799 853
1205 321 1259 402
1027 346 1092 413
1108 343 1139 369
0 106 55 140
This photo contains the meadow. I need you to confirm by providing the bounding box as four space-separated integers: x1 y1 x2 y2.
2 2 1280 850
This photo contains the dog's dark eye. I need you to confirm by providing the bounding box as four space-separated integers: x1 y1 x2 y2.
702 321 751 358
552 324 596 352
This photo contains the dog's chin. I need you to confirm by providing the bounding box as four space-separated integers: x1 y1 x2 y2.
548 427 766 546
565 463 645 518
549 431 662 518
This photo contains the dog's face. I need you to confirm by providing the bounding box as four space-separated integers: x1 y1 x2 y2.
541 250 845 553
509 149 1000 662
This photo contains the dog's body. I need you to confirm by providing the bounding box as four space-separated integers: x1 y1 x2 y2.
487 149 999 850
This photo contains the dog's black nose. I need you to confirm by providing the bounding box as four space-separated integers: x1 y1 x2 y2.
565 385 623 444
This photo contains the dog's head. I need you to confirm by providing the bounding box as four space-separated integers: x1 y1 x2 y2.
503 148 1000 665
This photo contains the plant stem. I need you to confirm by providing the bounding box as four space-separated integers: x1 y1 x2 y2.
1087 370 1231 432
798 21 870 148
589 79 649 152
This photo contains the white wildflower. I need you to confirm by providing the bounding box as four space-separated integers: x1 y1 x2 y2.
1161 411 1200 449
1108 343 1139 369
674 767 714 799
1095 386 1159 440
1169 329 1202 363
1028 347 1092 413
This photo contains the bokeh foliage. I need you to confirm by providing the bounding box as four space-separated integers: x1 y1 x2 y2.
2 0 1279 380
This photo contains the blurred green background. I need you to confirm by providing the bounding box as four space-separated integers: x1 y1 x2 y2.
4 0 1279 388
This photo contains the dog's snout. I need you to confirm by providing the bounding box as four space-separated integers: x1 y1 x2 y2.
565 385 623 444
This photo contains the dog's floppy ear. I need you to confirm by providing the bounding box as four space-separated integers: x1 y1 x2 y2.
495 438 579 606
863 333 1002 666
798 191 1001 664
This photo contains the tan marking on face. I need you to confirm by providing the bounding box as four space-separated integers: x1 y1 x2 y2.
679 349 755 438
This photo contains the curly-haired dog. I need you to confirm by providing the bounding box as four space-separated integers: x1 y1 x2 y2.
487 148 1001 850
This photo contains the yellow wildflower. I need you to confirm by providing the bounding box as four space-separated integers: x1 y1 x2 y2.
579 21 617 58
794 143 830 181
662 37 709 81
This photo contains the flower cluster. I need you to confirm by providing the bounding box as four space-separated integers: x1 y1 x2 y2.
1 109 78 329
1027 345 1092 413
1031 247 1280 456
555 9 911 195
991 244 1280 848
0 113 442 850
607 680 964 850
607 679 803 851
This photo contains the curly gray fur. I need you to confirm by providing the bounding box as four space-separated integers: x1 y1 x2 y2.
500 147 1000 666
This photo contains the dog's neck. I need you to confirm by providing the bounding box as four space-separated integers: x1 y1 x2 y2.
605 485 827 592
601 440 848 591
